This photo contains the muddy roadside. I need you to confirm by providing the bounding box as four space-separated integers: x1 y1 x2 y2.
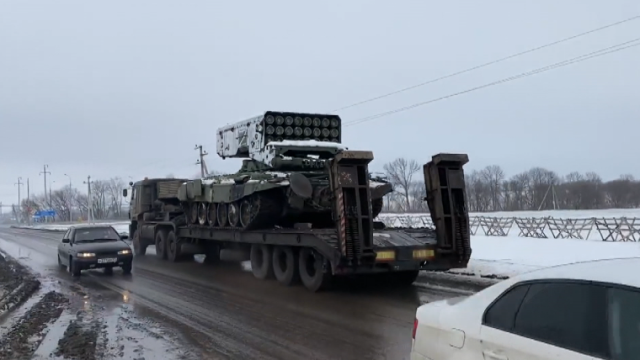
0 250 41 319
0 249 108 360
0 230 198 360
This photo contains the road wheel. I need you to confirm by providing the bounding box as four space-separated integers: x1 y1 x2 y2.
228 202 240 227
298 248 332 292
155 229 168 260
217 203 228 228
122 262 132 275
188 202 199 224
57 254 66 269
197 203 208 225
207 203 217 227
272 246 299 286
166 230 182 262
104 267 113 276
132 231 146 257
250 244 273 280
69 257 81 277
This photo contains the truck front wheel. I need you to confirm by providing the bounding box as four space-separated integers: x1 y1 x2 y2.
155 229 168 260
166 230 182 262
132 231 146 257
298 248 332 292
250 244 273 280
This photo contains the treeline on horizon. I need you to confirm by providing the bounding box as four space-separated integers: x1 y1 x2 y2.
379 158 639 213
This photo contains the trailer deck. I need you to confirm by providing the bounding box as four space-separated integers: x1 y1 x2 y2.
172 223 446 274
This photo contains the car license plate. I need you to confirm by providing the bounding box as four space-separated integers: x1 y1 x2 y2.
97 258 117 264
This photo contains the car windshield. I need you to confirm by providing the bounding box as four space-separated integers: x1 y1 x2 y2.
74 227 120 243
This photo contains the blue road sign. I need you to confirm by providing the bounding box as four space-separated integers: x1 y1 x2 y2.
34 209 56 217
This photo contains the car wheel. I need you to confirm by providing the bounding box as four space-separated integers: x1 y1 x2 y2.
69 257 81 277
122 262 132 275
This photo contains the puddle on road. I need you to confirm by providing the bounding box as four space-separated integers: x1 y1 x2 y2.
97 303 187 359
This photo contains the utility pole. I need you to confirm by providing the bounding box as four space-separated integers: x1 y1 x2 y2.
64 174 72 221
26 178 31 225
40 164 51 204
195 144 209 178
14 177 23 223
84 176 92 223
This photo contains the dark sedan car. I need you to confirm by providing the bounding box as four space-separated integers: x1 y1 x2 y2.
57 224 133 277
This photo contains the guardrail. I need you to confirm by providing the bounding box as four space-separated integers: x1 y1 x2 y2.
377 215 640 242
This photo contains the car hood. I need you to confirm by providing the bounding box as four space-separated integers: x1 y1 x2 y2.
72 241 130 253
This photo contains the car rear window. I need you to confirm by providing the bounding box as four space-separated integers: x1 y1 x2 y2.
74 227 120 242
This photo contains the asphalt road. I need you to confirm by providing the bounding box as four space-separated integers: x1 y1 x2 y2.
0 226 464 360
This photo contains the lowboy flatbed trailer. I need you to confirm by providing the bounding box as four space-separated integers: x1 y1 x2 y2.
126 153 471 292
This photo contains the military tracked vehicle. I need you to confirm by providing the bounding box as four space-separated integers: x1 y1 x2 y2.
175 112 392 230
123 111 471 292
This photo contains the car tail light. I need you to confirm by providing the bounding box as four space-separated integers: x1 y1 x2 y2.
412 318 418 339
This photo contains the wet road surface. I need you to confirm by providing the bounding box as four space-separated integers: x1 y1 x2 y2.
0 226 463 359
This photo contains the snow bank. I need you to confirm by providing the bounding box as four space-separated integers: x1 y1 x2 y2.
14 222 130 235
452 235 640 278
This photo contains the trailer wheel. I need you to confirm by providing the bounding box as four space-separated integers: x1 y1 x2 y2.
250 244 273 280
392 270 420 286
272 246 299 286
203 244 220 264
155 229 168 260
132 231 146 256
298 248 332 292
166 230 182 262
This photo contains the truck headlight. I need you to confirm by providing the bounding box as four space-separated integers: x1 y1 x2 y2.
77 252 95 258
118 249 131 255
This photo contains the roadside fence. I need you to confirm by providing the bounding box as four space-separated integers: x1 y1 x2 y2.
377 214 640 242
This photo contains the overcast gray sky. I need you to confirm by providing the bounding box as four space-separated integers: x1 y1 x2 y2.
1 0 639 208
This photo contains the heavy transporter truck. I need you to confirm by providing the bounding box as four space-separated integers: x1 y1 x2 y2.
123 111 471 292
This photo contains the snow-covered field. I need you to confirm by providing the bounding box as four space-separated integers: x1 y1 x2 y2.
381 208 640 221
11 208 640 279
451 235 639 278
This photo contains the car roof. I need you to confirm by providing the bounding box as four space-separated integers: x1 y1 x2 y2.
69 224 116 230
507 257 640 288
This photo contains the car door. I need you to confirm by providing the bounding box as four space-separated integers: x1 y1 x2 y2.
480 280 608 360
59 229 71 263
605 286 640 359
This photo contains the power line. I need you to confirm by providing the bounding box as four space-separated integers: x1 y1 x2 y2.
344 38 640 127
331 15 640 113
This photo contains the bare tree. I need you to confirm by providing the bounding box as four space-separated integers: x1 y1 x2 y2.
91 180 111 219
383 157 420 212
107 177 126 219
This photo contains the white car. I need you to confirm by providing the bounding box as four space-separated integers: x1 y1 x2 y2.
411 257 640 360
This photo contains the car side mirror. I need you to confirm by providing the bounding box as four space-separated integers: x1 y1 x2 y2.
62 238 70 244
122 188 128 197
